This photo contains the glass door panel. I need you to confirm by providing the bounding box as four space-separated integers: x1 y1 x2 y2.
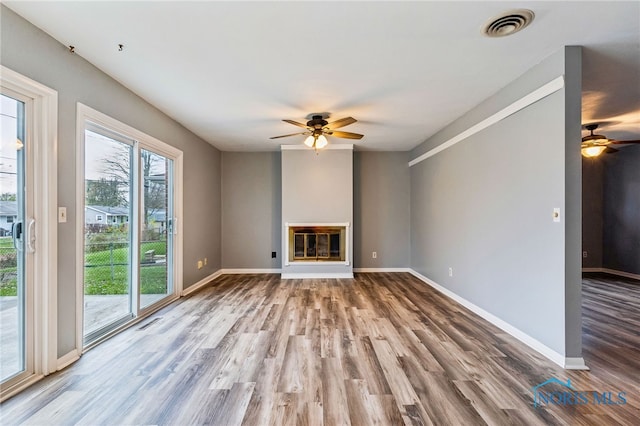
83 128 133 343
0 94 27 383
140 149 173 310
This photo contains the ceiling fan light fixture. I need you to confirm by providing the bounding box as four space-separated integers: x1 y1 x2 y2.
315 135 328 149
304 135 315 147
581 146 607 158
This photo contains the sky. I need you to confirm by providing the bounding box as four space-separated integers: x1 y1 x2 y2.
1 95 124 193
1 93 167 206
0 94 19 193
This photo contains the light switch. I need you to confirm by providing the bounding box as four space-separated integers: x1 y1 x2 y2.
58 207 67 223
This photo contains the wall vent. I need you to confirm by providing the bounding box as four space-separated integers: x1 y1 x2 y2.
482 9 535 37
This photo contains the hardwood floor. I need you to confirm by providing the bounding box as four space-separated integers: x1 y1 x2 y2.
1 272 639 425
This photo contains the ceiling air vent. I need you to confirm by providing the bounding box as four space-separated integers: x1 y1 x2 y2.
482 9 535 37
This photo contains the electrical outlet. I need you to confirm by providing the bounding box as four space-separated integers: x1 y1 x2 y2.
204 257 208 265
583 251 588 258
197 260 203 269
372 251 377 259
272 251 277 258
553 208 561 222
449 267 453 277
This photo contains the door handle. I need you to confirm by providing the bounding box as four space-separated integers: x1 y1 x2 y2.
12 221 23 251
27 218 36 253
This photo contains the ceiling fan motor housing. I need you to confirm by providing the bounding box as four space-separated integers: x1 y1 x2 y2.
582 123 609 148
307 115 329 129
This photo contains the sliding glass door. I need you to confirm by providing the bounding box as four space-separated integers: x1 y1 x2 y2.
139 149 173 310
1 67 57 401
81 115 179 346
83 127 134 342
0 93 30 385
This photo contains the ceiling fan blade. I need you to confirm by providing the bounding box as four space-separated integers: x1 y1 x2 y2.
325 117 357 130
604 147 619 154
282 119 310 129
269 131 309 140
328 130 364 140
609 139 640 145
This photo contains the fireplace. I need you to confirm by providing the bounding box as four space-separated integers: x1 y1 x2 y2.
281 147 353 278
289 226 345 262
285 223 349 265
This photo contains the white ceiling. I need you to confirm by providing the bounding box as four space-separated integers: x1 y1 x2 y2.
6 1 640 151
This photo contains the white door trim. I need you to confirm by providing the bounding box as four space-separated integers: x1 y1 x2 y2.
0 66 58 401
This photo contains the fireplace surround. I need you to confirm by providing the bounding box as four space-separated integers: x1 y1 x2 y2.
281 145 353 278
284 222 350 267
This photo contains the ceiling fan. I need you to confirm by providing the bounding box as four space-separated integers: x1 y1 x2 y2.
270 114 363 149
581 124 640 158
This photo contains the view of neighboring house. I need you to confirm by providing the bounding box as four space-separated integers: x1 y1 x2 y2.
85 205 166 232
2 201 166 229
84 205 129 225
0 201 17 236
146 210 167 233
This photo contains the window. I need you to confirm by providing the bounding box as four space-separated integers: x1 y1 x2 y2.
96 214 103 221
6 216 14 223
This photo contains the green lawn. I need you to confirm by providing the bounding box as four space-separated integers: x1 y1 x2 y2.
84 264 168 295
0 277 17 296
0 238 170 296
84 240 169 295
0 237 14 248
0 237 17 296
85 241 167 264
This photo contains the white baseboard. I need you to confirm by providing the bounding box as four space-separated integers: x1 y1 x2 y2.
57 349 80 371
564 357 589 370
582 267 640 281
182 269 281 296
220 268 282 274
182 270 223 296
353 268 412 273
408 269 586 370
281 272 354 279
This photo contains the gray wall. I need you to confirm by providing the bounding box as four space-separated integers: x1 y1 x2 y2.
281 148 353 275
220 151 410 270
409 47 583 358
354 152 410 268
603 145 640 274
221 152 281 269
1 6 222 357
582 159 604 267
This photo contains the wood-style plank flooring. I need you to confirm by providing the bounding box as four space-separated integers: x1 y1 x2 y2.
1 272 639 425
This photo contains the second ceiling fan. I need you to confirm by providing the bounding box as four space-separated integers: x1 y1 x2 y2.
582 123 640 158
271 114 363 149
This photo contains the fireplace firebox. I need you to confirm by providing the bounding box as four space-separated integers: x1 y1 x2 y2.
288 225 346 262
